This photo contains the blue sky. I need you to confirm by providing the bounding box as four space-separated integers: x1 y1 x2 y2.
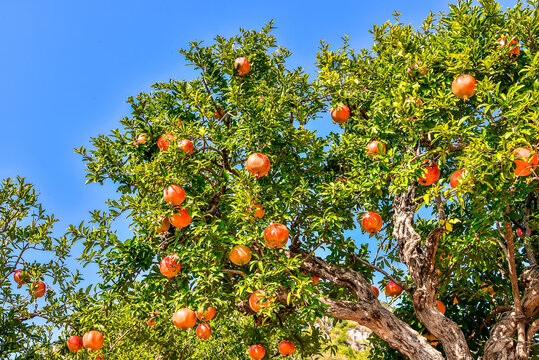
0 1 518 290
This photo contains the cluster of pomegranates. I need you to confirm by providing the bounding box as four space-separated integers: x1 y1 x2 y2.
13 269 46 298
66 330 104 355
248 340 295 359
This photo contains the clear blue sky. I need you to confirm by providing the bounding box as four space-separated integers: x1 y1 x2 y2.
0 0 518 287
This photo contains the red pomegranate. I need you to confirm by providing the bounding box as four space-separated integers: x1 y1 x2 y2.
156 218 170 233
196 323 211 340
450 169 472 188
513 147 538 177
229 245 252 266
418 159 440 186
196 306 216 321
385 281 403 297
517 227 531 238
13 269 28 288
82 330 104 352
159 255 181 278
497 36 520 57
361 212 383 233
311 275 319 285
178 139 194 154
278 340 295 356
452 74 477 100
157 133 174 151
249 344 266 359
248 203 265 218
246 153 271 177
31 281 46 298
172 308 196 329
367 141 386 156
249 290 272 312
163 184 186 205
371 285 379 297
330 104 350 124
134 133 147 145
168 208 192 228
264 223 289 249
67 335 84 353
234 57 251 76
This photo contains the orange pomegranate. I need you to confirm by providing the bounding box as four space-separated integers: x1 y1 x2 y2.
156 218 170 233
513 147 538 177
497 36 520 57
418 159 440 186
134 133 147 145
385 281 403 297
234 57 251 76
178 139 194 154
249 344 266 359
196 323 211 340
248 203 265 218
13 269 28 288
452 74 477 100
450 169 472 188
82 330 104 352
229 245 252 266
264 223 289 249
159 255 181 278
246 153 271 177
371 285 379 297
146 317 156 327
31 281 46 298
361 212 383 233
436 300 446 315
168 208 191 228
157 133 174 151
278 340 295 356
196 306 216 321
330 104 350 124
249 290 272 312
311 275 319 285
172 308 196 329
367 141 386 156
67 335 83 353
453 297 459 305
163 184 186 205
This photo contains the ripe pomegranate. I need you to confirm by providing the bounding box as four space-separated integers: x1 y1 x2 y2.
371 285 379 297
367 141 386 156
156 218 170 233
178 139 194 154
453 297 459 305
163 184 186 205
247 203 265 218
264 223 289 249
418 159 440 186
134 133 147 146
249 290 272 312
513 147 538 177
246 153 271 177
82 330 104 352
249 344 266 359
497 36 520 57
67 335 83 353
385 281 403 297
361 212 383 233
450 169 472 188
234 57 251 76
172 308 196 329
196 306 216 321
517 227 531 238
278 340 295 356
157 133 174 151
159 255 181 278
13 269 28 288
146 317 156 327
196 323 211 340
452 74 477 100
213 108 225 119
311 275 319 285
330 104 350 124
229 245 252 266
95 355 104 360
168 208 191 228
436 300 446 315
407 61 428 75
31 281 46 298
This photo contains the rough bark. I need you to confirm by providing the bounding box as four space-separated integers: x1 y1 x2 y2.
293 251 445 360
392 185 473 360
